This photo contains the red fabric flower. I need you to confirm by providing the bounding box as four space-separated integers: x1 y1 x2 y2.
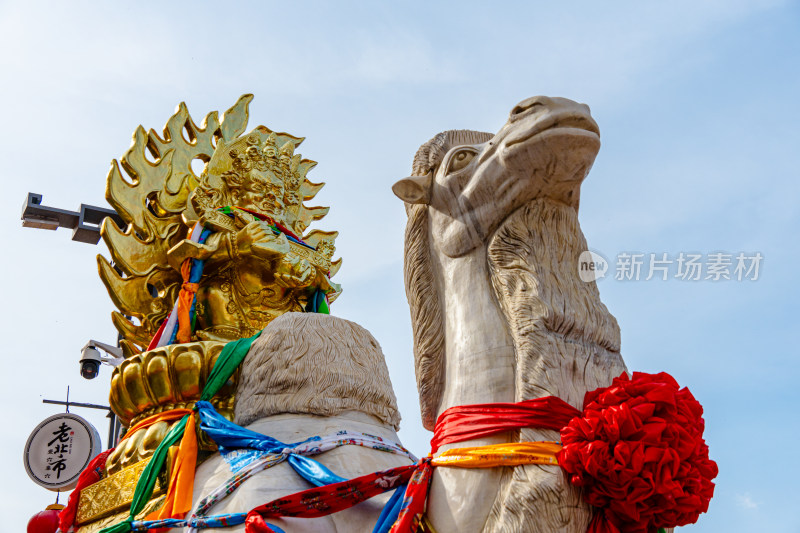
557 372 718 533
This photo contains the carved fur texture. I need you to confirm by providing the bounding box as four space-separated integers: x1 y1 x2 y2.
234 312 401 429
406 129 493 430
403 203 446 430
484 199 627 533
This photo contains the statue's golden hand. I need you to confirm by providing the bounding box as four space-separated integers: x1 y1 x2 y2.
235 221 289 259
275 257 315 288
235 221 269 255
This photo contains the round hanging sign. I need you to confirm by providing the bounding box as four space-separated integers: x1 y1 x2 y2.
23 413 101 491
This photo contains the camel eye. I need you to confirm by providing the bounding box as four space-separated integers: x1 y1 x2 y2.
447 149 477 173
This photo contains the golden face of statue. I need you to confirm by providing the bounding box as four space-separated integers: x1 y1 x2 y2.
231 168 286 219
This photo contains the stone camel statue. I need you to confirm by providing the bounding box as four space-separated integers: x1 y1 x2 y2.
391 95 627 532
187 95 628 533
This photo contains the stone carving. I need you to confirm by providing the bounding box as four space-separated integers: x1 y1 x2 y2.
392 96 627 532
187 312 413 532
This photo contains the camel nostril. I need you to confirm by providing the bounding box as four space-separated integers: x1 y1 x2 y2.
511 104 531 116
510 96 550 118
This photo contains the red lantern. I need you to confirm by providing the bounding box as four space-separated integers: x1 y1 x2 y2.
27 504 64 533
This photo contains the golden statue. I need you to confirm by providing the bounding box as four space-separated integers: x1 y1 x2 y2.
98 94 341 356
72 96 343 528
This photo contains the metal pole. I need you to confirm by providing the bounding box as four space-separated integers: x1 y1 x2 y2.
42 399 117 450
25 192 125 450
42 399 111 411
106 410 116 450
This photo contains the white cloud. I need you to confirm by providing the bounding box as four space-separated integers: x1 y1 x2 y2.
736 492 760 510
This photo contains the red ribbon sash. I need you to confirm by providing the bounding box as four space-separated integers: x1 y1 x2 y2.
245 465 417 532
430 395 581 453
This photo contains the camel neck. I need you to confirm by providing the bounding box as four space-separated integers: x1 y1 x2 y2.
434 244 516 415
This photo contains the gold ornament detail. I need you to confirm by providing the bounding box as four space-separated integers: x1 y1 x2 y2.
108 341 233 426
105 341 234 473
98 94 342 355
75 497 166 533
75 457 167 526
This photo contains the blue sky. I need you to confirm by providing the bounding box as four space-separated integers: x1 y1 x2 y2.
0 1 797 531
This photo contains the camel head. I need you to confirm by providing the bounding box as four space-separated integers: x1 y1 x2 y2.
393 96 600 258
393 96 605 430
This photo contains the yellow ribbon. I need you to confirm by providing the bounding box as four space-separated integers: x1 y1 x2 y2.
431 441 562 468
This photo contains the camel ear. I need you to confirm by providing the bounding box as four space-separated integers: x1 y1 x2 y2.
392 173 432 204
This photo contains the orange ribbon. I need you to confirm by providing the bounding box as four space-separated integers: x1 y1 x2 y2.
144 412 199 523
120 409 193 442
176 259 197 344
431 441 562 468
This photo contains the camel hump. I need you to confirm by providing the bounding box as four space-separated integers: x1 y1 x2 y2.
234 312 401 430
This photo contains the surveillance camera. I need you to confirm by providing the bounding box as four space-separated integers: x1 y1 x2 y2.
79 340 124 380
80 346 102 380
